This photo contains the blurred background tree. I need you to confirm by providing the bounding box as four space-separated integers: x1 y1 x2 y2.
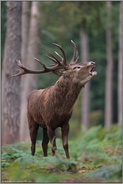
104 1 114 130
20 1 31 142
20 2 41 142
2 2 22 144
1 1 122 144
118 1 123 126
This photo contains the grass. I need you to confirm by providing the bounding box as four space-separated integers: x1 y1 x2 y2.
1 125 122 183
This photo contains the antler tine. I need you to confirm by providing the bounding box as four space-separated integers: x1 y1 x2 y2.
55 51 63 61
70 40 79 64
12 60 29 77
34 57 53 70
46 53 60 65
34 57 45 65
53 43 67 65
46 51 68 70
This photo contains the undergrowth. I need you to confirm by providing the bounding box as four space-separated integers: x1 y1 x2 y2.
1 125 122 183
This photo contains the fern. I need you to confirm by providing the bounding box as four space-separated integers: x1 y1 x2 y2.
87 165 122 180
1 125 122 183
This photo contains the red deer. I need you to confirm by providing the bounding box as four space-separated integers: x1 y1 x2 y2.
13 40 97 158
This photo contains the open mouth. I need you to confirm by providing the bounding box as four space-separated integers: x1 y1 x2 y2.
89 66 97 76
90 67 94 72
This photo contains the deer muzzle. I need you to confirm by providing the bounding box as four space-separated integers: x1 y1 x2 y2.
88 61 97 77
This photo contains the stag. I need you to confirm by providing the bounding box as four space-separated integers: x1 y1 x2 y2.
13 40 97 158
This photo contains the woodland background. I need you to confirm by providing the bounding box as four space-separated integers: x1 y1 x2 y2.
1 1 122 183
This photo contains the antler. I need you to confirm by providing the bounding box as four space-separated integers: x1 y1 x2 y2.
12 58 63 77
70 40 79 64
12 40 79 77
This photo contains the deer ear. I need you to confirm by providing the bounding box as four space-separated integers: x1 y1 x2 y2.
62 70 71 77
52 68 65 76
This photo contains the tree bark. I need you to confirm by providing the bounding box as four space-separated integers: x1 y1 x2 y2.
80 29 90 131
20 2 31 142
118 1 123 126
21 2 31 64
104 1 113 130
20 2 41 141
2 2 22 145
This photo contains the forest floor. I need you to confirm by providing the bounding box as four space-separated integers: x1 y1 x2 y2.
1 125 122 183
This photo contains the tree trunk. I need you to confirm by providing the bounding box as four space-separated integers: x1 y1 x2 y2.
118 1 123 126
80 29 90 131
20 2 31 142
21 2 31 64
104 1 113 130
20 2 41 141
2 2 22 145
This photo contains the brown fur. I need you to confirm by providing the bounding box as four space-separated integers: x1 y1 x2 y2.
13 41 97 158
27 63 96 158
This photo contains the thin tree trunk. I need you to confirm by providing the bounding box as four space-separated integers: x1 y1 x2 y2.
20 2 31 142
2 2 22 145
80 29 90 131
104 1 113 130
20 2 41 141
118 1 123 126
21 2 31 64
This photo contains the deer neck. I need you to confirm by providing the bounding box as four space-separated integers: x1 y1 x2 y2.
52 75 82 113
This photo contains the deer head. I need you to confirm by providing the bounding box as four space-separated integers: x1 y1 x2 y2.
13 40 97 86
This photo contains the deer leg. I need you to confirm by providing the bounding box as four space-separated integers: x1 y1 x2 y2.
47 127 57 156
42 128 49 157
51 136 57 156
61 123 70 159
28 122 39 156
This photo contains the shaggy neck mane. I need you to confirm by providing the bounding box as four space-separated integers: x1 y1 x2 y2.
49 75 82 114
